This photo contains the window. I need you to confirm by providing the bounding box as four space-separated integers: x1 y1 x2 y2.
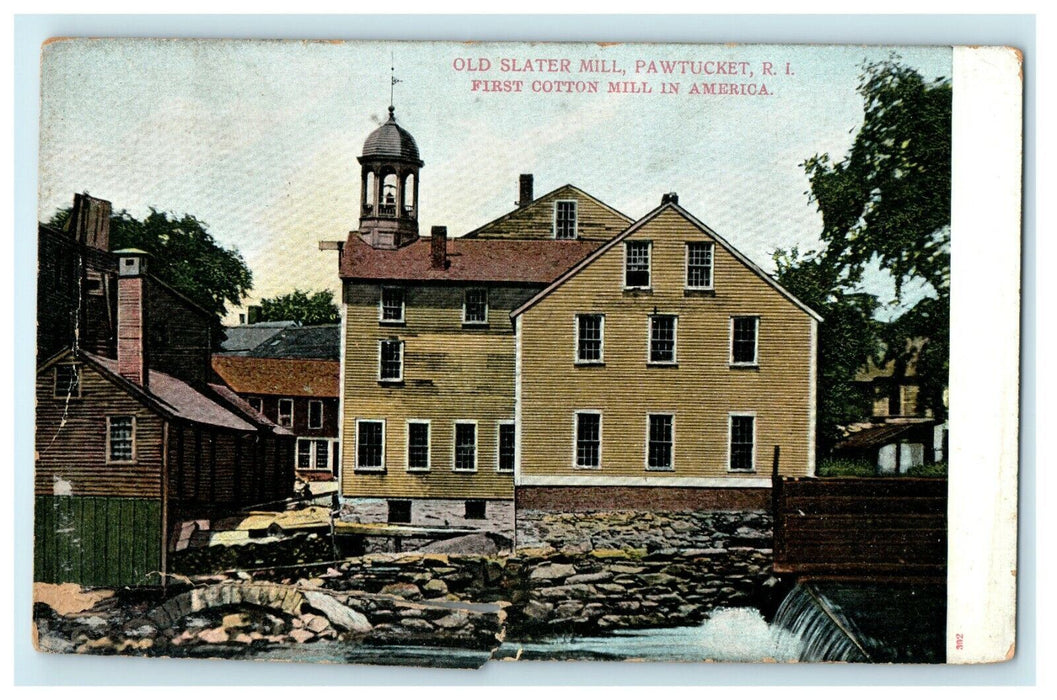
356 419 385 471
388 500 411 524
380 287 405 323
575 314 604 364
649 315 678 364
686 242 714 289
53 364 80 398
407 421 430 471
379 339 404 382
454 421 477 472
731 316 759 366
277 399 293 428
297 438 334 471
308 400 324 429
729 414 756 472
575 412 602 469
465 500 487 520
647 414 674 471
625 240 651 288
497 422 515 472
463 289 488 325
247 397 263 413
106 416 135 463
554 200 578 239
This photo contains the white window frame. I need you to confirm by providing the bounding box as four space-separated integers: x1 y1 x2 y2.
406 419 431 472
307 399 324 429
355 418 386 472
623 239 652 290
727 411 758 473
729 315 760 367
379 286 406 324
685 241 715 291
296 437 335 471
644 413 675 472
573 313 605 365
53 363 82 399
378 339 405 383
452 420 479 473
647 314 679 365
572 410 603 470
105 415 137 465
553 199 578 240
496 420 516 473
462 289 489 325
277 398 294 428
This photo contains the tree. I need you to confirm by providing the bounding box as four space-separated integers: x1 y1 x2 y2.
48 207 253 334
794 57 951 425
258 289 340 326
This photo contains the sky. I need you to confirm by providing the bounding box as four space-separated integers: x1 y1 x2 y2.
37 40 951 324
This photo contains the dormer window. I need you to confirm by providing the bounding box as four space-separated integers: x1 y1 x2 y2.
554 200 578 239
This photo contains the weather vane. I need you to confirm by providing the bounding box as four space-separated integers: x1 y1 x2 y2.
390 52 402 111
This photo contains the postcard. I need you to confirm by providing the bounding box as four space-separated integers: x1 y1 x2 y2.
32 39 1021 668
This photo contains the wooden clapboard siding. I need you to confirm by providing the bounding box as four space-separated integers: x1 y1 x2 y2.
341 283 538 500
35 360 164 498
467 185 632 240
519 206 815 480
147 281 212 385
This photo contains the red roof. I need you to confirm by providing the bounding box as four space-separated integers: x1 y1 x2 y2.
212 356 339 398
339 235 604 284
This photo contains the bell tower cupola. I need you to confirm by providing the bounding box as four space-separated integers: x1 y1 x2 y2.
358 106 423 249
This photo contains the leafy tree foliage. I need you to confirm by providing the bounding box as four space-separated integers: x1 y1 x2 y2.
48 207 253 331
776 58 951 450
258 289 340 326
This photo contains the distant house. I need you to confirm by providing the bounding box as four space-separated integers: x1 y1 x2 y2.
35 244 294 588
219 320 296 355
211 355 340 479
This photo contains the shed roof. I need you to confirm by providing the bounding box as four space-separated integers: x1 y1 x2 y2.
211 355 339 398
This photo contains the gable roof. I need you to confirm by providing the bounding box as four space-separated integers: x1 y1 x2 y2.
339 235 605 285
462 183 634 239
510 201 824 322
220 324 292 354
246 325 340 361
212 355 340 398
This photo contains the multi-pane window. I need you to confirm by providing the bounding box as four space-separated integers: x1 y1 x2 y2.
463 289 488 324
731 316 759 365
497 422 516 472
554 200 578 239
647 414 674 470
277 399 293 428
649 315 677 364
625 240 651 288
729 414 756 472
575 412 601 469
297 438 333 471
454 422 477 472
247 397 263 413
54 364 80 398
576 314 604 363
380 287 405 323
379 339 404 381
107 416 135 463
356 420 385 471
407 421 430 471
686 242 715 289
308 400 323 429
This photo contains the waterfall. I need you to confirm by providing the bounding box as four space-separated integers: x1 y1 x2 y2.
773 583 872 662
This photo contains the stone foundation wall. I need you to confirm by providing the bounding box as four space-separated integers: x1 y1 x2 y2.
340 497 515 539
515 486 772 512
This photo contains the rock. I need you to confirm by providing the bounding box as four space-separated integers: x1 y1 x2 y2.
640 573 676 586
80 635 115 651
380 582 422 600
78 616 109 629
232 633 254 645
528 563 576 581
521 600 553 621
609 565 645 574
302 590 372 633
566 571 612 584
554 601 584 617
399 618 434 632
417 533 498 555
289 628 315 643
422 579 448 597
197 627 228 644
221 613 249 630
305 616 330 634
432 611 469 629
596 583 626 594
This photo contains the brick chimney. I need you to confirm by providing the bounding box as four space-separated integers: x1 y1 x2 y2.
661 192 679 205
517 174 534 208
430 226 448 270
67 193 112 251
114 249 149 387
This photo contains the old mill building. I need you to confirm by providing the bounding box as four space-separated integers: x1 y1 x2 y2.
326 106 820 541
